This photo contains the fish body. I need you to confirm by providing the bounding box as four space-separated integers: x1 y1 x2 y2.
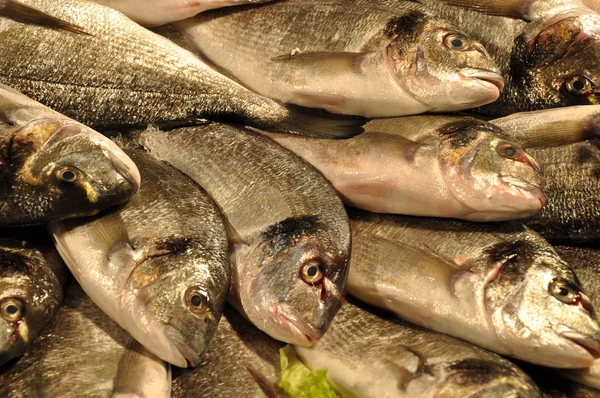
347 209 600 368
141 123 351 346
263 115 544 221
0 230 67 366
0 83 139 226
176 0 503 118
295 301 540 398
50 138 230 368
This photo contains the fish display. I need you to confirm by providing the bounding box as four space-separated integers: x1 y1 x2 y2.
50 137 230 368
295 301 541 398
176 0 503 118
0 0 363 138
0 84 140 226
347 209 600 368
0 229 68 366
263 115 544 221
141 123 351 346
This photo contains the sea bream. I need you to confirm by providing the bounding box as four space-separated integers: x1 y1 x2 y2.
0 0 362 138
176 0 504 118
0 83 140 226
346 209 600 368
50 137 230 368
141 123 351 346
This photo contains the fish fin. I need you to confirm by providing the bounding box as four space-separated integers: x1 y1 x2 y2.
220 213 248 248
0 0 90 34
438 0 528 19
90 211 132 256
277 104 367 139
247 367 282 398
271 51 373 75
113 340 171 397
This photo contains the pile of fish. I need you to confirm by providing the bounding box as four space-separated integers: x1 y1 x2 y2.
2 0 600 397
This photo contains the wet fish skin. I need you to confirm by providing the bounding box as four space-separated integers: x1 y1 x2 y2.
347 209 600 368
0 84 140 226
294 301 540 398
177 0 503 118
50 138 230 368
0 230 68 366
263 115 544 221
141 123 351 346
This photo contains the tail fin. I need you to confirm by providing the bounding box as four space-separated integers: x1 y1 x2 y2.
0 0 89 34
247 367 283 398
276 105 367 139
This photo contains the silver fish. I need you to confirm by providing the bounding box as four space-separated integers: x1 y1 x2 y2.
50 138 230 368
295 301 541 398
347 209 600 368
0 230 68 366
176 0 503 118
0 282 171 398
0 83 140 226
0 0 362 138
263 115 544 221
141 123 351 346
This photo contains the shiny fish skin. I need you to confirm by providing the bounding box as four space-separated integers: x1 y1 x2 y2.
347 209 600 368
141 123 351 346
0 83 140 226
172 305 283 398
0 0 362 138
0 230 67 366
177 0 503 118
294 301 540 398
0 282 171 398
50 138 230 368
263 115 544 221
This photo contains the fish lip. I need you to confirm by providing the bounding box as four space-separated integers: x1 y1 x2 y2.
560 329 600 360
459 68 505 91
276 304 323 346
499 176 547 207
164 325 202 368
108 149 141 190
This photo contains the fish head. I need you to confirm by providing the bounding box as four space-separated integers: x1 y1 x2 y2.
14 121 140 223
384 12 503 112
123 239 229 368
437 120 545 221
240 216 348 346
483 239 600 368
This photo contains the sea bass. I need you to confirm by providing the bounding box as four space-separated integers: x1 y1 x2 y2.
0 83 140 226
0 229 68 366
176 0 503 118
0 282 171 398
141 123 351 346
50 137 230 368
295 301 540 398
0 0 362 138
263 115 544 221
347 209 600 368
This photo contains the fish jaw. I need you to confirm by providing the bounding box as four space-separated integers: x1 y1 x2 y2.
430 68 504 112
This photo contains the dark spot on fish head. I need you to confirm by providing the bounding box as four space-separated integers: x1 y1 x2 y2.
155 237 193 254
384 11 428 40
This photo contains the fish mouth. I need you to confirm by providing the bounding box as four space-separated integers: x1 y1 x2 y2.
276 304 324 346
460 68 505 92
500 176 547 208
560 330 600 360
164 325 202 368
108 149 141 189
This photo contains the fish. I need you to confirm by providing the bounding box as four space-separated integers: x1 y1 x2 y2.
175 0 504 118
0 0 363 139
0 83 140 226
93 0 276 26
0 282 171 398
50 136 230 368
172 305 283 398
141 123 351 346
0 228 68 366
294 300 541 398
262 115 544 222
515 360 600 398
346 209 600 368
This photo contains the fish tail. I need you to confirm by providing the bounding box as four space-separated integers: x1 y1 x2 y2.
0 0 89 35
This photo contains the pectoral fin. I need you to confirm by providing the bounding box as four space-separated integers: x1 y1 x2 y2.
0 0 89 34
272 51 373 76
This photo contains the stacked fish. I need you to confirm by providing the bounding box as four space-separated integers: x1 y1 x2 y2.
1 0 600 397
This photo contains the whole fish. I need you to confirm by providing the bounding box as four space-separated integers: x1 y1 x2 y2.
0 282 171 398
0 229 68 366
347 209 600 368
172 305 283 398
176 0 504 118
94 0 275 26
0 83 140 226
50 137 230 368
295 301 540 398
141 123 351 346
0 0 362 138
263 115 544 221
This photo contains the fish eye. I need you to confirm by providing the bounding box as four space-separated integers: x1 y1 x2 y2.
300 260 324 285
0 298 24 322
549 279 579 305
185 288 209 314
496 143 521 160
443 33 470 51
55 166 81 183
565 75 594 96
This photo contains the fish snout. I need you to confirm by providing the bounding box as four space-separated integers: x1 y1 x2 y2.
164 324 202 368
108 148 141 190
460 68 505 92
